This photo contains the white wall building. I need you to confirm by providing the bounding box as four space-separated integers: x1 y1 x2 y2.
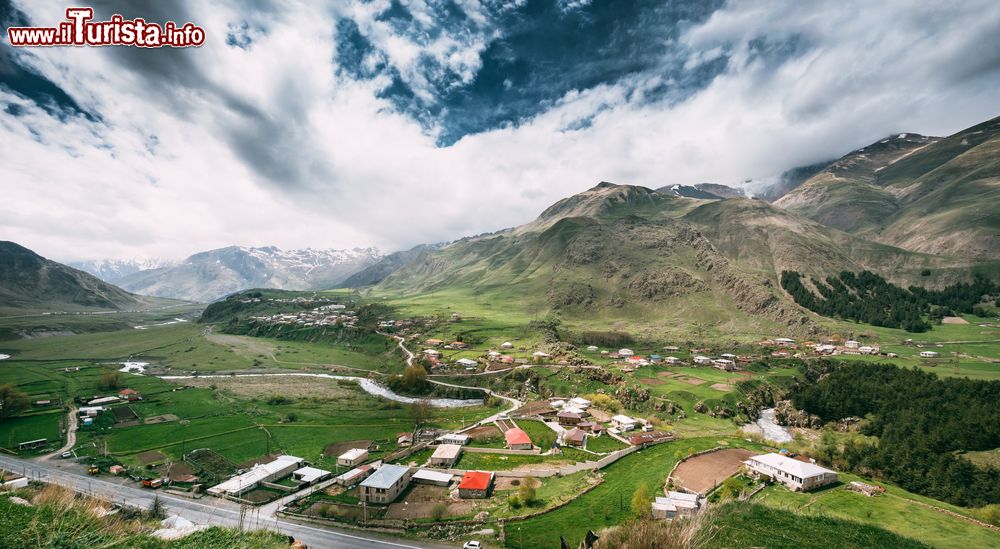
744 453 838 492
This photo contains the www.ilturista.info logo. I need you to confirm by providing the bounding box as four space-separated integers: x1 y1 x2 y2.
7 7 205 48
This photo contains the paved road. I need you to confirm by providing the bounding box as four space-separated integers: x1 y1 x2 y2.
0 455 451 549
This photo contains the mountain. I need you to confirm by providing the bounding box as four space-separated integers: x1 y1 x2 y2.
655 183 745 200
774 115 1000 259
69 257 176 283
375 183 970 336
339 244 439 288
0 241 147 311
116 246 381 302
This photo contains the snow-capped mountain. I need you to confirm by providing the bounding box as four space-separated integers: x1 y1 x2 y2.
107 246 382 302
69 257 176 283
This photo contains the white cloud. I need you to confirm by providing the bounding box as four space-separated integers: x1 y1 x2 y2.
3 0 1000 263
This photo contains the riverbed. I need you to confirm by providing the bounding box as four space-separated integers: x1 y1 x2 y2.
159 372 485 408
743 407 793 444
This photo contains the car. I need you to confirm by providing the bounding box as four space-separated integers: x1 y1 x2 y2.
60 451 73 459
463 542 481 549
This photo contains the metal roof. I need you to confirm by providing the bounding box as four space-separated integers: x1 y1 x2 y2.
360 464 410 490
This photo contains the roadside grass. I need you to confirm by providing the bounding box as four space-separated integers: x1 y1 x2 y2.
754 474 1000 549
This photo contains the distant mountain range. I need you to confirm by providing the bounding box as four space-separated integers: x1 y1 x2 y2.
655 183 745 200
70 257 176 283
0 241 152 311
97 246 382 302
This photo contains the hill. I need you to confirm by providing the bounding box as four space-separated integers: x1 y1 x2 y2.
69 257 175 283
0 241 149 311
339 244 439 288
375 183 970 336
116 246 381 302
655 183 745 200
775 115 1000 258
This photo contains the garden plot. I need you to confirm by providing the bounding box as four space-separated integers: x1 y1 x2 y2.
671 448 754 495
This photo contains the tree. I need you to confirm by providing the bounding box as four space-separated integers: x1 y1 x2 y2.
147 495 167 520
98 371 122 391
401 365 428 391
430 502 447 521
519 475 537 506
410 399 432 429
631 484 652 518
0 384 29 420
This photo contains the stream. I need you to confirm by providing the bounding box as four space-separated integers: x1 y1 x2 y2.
751 407 793 444
158 372 485 408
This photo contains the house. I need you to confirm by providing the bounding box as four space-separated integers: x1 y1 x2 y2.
577 421 603 435
569 397 591 409
626 355 647 365
334 465 372 486
562 427 587 447
413 469 453 486
649 354 663 363
844 340 860 349
397 433 413 447
618 348 635 357
652 492 701 519
610 415 639 431
712 358 736 371
920 351 940 358
774 338 796 345
628 431 674 447
665 356 682 365
693 355 712 365
429 444 463 467
359 464 413 504
78 406 104 417
504 428 533 450
437 433 471 446
425 339 443 346
532 351 551 359
118 388 141 401
458 470 494 499
744 453 838 492
450 341 468 350
501 342 514 349
292 466 332 485
858 345 877 355
423 349 441 357
557 411 585 425
208 455 305 497
457 358 478 368
337 448 369 467
586 345 599 352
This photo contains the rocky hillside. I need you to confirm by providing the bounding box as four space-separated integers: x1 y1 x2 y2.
117 246 381 302
775 115 1000 259
0 241 147 310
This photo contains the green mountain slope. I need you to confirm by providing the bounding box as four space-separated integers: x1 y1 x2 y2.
0 241 148 311
376 183 970 336
775 115 1000 258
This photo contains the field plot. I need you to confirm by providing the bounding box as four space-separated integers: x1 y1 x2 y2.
670 448 754 495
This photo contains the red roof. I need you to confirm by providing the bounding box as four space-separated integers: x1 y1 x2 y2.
504 428 532 446
119 389 138 395
458 470 493 491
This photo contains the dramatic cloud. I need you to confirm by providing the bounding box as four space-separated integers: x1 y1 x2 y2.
2 0 999 262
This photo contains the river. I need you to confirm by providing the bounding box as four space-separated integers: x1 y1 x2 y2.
158 372 485 408
750 407 793 444
0 353 10 360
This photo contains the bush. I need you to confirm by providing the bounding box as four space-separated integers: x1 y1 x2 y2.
266 395 294 405
431 503 447 521
0 384 29 419
519 475 537 506
98 371 122 391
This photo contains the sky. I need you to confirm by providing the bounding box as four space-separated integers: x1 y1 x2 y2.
2 0 1000 263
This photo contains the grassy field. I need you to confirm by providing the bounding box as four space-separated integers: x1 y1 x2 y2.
754 474 1000 549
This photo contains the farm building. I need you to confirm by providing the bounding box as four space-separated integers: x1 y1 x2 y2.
744 453 838 492
78 406 104 417
118 388 141 401
562 428 587 447
693 355 712 365
413 469 453 486
712 358 736 371
532 351 551 359
334 465 372 486
337 448 369 467
457 358 478 368
207 455 304 497
397 433 413 447
652 491 701 519
920 351 940 358
359 464 412 504
88 396 119 406
611 415 639 431
292 467 331 485
586 345 599 352
505 428 533 450
577 421 603 435
458 470 494 499
557 411 585 425
629 431 675 447
501 342 514 349
774 338 796 345
618 348 634 356
430 444 463 467
437 433 471 446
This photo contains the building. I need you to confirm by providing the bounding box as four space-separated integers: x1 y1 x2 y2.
652 492 701 519
744 453 838 492
610 415 639 431
586 345 599 352
618 348 635 356
430 444 463 467
437 433 471 446
334 465 372 486
920 351 940 358
397 433 413 447
505 428 533 450
532 351 551 359
501 342 514 349
292 466 332 485
337 448 369 467
207 455 305 497
628 431 674 447
693 355 712 365
458 470 494 499
844 340 860 349
562 427 587 447
359 464 412 504
557 411 585 425
712 358 736 371
413 469 453 486
665 356 681 365
774 338 796 345
569 397 591 409
118 388 141 401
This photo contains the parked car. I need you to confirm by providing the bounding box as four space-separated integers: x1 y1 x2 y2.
60 451 73 459
463 542 482 549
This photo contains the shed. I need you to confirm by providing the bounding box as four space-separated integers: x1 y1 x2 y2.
429 444 463 467
337 448 369 467
413 469 453 486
